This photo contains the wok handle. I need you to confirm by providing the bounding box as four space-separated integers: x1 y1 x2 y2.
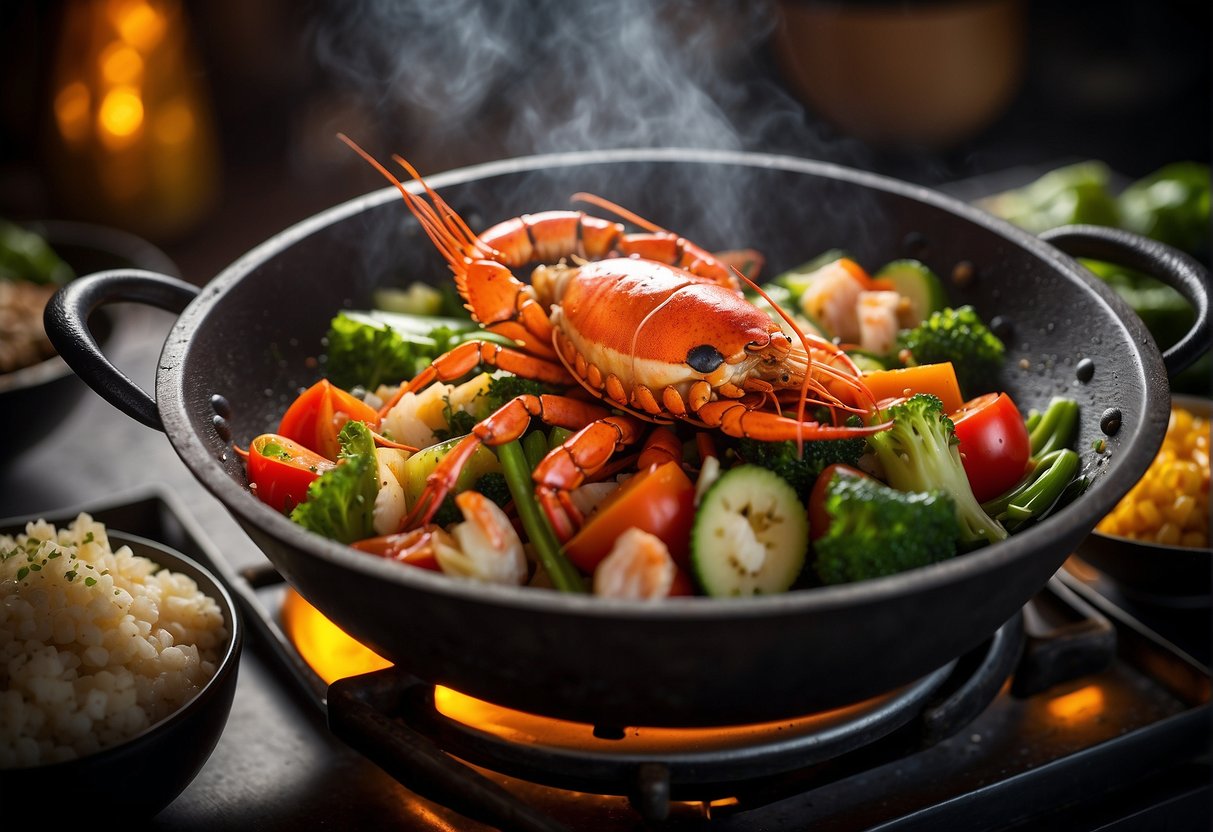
44 269 199 432
1039 224 1210 377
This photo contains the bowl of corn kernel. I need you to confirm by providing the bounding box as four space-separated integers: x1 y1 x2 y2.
1076 394 1211 601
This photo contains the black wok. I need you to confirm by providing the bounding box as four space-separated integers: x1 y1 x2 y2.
46 149 1210 727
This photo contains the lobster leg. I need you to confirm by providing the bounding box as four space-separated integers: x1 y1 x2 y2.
378 339 573 418
531 414 647 541
457 259 558 358
693 398 891 442
404 394 610 530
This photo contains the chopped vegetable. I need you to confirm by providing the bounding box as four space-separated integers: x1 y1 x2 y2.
860 361 965 414
278 379 381 460
246 433 338 513
691 465 808 597
734 422 867 501
867 393 1007 548
811 464 959 585
1118 162 1210 260
565 460 696 573
871 259 946 326
895 306 1005 398
290 421 380 544
323 310 487 391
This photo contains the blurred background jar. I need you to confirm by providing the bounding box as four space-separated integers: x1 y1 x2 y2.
773 0 1027 149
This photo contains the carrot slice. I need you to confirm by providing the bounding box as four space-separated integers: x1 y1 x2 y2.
860 362 965 414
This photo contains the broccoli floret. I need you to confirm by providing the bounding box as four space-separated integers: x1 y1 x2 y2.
867 393 1008 548
289 421 379 544
814 472 959 584
737 431 866 500
432 471 512 526
896 306 1005 397
484 375 558 411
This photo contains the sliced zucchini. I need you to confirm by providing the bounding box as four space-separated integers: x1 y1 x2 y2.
402 435 502 508
873 259 946 326
691 465 808 597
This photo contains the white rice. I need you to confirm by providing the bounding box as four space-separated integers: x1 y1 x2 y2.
0 514 228 768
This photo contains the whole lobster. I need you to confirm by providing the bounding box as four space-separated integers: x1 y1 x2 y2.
340 136 887 540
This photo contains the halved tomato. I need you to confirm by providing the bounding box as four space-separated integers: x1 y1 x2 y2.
247 433 337 513
350 527 444 572
278 379 381 460
564 461 696 574
951 392 1031 503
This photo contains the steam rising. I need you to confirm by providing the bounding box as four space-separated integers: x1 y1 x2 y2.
309 0 827 161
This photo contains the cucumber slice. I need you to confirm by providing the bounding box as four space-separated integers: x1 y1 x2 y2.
874 259 946 326
691 465 808 597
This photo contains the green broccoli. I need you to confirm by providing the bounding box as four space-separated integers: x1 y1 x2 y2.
431 471 513 526
814 471 959 585
896 306 1005 397
289 420 379 543
867 393 1008 548
736 429 866 501
484 375 559 411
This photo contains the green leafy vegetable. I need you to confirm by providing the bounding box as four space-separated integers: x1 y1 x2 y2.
290 420 379 543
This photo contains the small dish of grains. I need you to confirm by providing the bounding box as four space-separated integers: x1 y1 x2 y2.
1075 394 1211 604
0 512 242 817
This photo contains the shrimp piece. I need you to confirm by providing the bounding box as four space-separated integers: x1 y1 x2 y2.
799 261 864 341
857 290 902 355
592 528 676 600
372 448 411 535
434 491 528 585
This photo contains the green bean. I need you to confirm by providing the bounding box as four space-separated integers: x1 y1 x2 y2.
497 440 585 593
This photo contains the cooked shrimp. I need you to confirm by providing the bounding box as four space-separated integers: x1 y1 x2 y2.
434 491 528 585
799 260 864 341
592 528 676 600
857 290 902 355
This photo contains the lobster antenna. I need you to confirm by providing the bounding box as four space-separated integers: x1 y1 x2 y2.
390 154 496 259
337 134 467 267
571 193 665 234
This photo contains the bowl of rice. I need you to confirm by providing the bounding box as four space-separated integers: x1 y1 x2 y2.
0 512 242 817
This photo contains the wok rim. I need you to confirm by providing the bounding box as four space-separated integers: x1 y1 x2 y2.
156 146 1171 621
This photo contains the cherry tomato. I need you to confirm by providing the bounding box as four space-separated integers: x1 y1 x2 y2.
278 379 381 460
951 392 1031 503
564 461 696 574
247 434 337 513
808 463 870 542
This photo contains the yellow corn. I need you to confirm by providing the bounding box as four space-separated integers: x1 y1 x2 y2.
1096 402 1210 547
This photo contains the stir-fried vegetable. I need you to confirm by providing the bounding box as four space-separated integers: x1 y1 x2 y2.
241 245 1087 597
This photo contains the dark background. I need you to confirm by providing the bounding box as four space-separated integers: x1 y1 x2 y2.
0 0 1208 284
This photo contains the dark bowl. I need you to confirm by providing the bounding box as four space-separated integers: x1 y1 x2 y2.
1074 394 1212 604
0 221 177 461
0 525 242 819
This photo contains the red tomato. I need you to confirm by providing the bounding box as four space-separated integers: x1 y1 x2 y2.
278 380 381 460
564 461 696 574
247 434 337 513
951 392 1031 503
808 463 870 542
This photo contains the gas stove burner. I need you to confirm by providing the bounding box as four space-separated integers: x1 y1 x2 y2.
229 561 1211 832
325 611 1024 823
